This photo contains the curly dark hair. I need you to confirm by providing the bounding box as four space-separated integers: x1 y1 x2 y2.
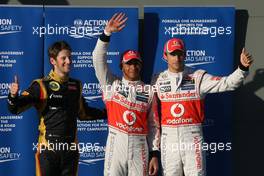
48 41 72 59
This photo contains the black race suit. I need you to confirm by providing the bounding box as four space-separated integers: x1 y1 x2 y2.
7 70 105 176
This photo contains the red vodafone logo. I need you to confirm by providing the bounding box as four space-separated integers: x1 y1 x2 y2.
123 110 137 126
170 103 185 118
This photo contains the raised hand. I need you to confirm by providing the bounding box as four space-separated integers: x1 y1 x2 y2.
105 12 128 34
9 75 19 98
240 48 253 68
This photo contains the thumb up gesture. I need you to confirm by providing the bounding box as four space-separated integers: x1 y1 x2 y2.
9 75 19 98
240 48 253 68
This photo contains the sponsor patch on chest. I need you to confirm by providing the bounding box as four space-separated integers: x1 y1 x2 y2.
68 81 78 90
160 86 171 93
49 81 60 91
135 92 149 103
181 76 195 90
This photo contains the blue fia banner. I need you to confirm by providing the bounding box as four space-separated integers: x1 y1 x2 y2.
43 7 138 176
0 6 43 176
144 7 235 176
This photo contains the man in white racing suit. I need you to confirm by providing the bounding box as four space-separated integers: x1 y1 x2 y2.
151 38 253 176
93 13 160 176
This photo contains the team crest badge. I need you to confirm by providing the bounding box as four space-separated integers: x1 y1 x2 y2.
49 81 60 91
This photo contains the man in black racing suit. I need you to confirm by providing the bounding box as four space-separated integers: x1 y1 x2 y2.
7 41 105 176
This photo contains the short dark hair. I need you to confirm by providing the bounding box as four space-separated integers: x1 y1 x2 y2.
48 41 72 59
